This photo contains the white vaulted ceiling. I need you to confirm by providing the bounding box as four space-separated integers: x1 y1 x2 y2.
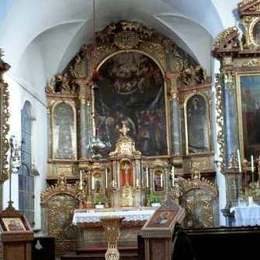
0 0 240 97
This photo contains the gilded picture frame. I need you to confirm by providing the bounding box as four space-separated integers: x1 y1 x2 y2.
95 50 171 157
51 100 77 160
0 51 10 183
236 72 260 160
248 17 260 48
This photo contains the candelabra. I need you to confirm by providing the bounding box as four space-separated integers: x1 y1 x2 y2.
8 135 21 209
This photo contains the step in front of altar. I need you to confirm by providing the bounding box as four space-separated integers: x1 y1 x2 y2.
61 246 138 260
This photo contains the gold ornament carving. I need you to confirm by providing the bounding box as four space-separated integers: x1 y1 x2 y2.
41 174 80 205
212 27 240 58
178 172 217 228
178 65 208 87
46 73 78 96
41 175 80 255
0 49 10 183
224 72 235 90
109 122 141 158
215 74 225 173
241 58 260 66
239 0 260 15
213 27 239 49
114 31 140 49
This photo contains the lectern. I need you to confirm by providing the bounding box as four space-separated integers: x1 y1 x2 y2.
141 196 185 260
0 206 33 260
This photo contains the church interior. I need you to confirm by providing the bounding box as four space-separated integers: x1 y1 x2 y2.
2 0 260 259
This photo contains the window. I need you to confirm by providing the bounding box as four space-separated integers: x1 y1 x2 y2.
19 101 34 226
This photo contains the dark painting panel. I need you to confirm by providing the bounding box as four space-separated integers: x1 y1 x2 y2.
187 94 209 153
95 52 167 156
240 75 260 159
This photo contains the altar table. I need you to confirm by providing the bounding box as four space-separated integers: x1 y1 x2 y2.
231 205 260 226
72 207 157 248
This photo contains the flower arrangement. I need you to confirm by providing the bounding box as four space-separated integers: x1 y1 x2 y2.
147 192 161 206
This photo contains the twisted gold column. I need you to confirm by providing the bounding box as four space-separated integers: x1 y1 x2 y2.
100 216 124 260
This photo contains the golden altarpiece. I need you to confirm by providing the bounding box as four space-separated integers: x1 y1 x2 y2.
41 21 218 254
213 0 260 207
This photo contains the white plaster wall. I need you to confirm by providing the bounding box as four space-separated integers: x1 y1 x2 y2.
2 74 48 230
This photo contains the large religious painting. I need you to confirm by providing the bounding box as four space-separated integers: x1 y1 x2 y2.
239 75 260 159
186 94 209 154
95 51 167 156
53 102 76 159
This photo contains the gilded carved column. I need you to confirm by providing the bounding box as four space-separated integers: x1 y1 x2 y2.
167 72 182 155
77 78 92 159
47 107 52 159
222 71 240 204
223 71 239 166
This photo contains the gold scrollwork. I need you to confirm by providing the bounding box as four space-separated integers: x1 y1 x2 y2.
215 74 225 173
0 50 10 183
41 175 80 254
223 72 235 91
178 172 218 227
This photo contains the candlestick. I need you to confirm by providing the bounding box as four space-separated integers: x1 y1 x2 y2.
251 155 254 182
105 169 107 188
136 178 139 188
237 149 242 172
171 166 175 187
92 175 95 190
146 167 149 188
251 155 254 172
79 170 83 190
160 174 163 188
112 179 116 188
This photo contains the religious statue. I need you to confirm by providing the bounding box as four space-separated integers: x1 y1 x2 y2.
120 161 133 187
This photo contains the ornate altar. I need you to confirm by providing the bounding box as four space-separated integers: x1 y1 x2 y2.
108 122 142 207
42 20 218 255
212 0 260 206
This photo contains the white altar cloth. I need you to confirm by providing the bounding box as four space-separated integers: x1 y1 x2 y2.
231 205 260 226
72 207 156 224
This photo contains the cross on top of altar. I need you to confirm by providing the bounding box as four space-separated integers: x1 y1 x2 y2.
109 121 141 158
119 121 130 137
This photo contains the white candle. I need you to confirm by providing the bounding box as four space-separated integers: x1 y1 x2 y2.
136 178 139 187
171 166 175 187
92 175 95 190
105 168 108 188
146 167 149 188
251 155 254 173
160 174 163 188
237 149 242 172
79 170 83 190
248 196 254 206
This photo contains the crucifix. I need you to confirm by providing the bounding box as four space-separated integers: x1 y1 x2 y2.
119 121 130 136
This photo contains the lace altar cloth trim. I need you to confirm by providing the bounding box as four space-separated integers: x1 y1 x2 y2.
72 208 157 224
